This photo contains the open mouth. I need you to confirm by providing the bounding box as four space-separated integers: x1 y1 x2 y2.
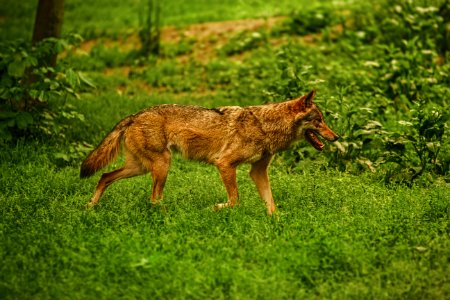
305 129 324 151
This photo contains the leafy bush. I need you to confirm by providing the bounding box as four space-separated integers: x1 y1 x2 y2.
383 100 449 184
259 0 450 183
219 30 268 56
0 34 95 162
275 2 341 36
351 0 449 58
340 0 450 182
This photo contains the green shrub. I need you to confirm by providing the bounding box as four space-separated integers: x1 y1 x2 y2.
259 0 450 182
383 100 449 184
0 35 95 162
219 30 268 56
275 2 341 36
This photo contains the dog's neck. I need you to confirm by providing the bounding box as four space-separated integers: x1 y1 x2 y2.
251 102 298 153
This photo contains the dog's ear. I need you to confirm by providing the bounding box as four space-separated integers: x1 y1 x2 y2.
304 90 316 108
292 90 316 113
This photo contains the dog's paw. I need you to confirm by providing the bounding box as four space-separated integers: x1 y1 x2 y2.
84 201 96 209
212 202 231 212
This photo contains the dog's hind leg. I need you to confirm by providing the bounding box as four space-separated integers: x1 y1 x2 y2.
214 163 239 211
250 155 275 215
86 152 146 208
146 150 171 204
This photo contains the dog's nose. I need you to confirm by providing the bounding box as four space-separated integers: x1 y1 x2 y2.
326 131 339 142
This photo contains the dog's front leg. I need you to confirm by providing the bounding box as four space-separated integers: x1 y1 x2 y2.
250 155 276 215
215 164 239 211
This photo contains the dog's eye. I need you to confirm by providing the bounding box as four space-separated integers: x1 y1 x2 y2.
307 115 321 123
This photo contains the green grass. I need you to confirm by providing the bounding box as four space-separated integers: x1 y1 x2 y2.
0 0 317 40
1 142 449 299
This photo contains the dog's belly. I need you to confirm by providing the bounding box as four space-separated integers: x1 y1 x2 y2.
242 153 264 164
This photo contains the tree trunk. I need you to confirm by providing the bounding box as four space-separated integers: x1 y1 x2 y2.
139 0 161 57
22 0 65 109
32 0 65 67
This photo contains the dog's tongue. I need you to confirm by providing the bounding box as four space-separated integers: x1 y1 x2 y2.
305 130 324 151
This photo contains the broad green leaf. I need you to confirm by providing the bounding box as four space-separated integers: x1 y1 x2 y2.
0 88 11 100
15 112 34 129
24 55 38 67
78 72 96 88
7 59 27 78
334 141 346 154
28 89 39 99
38 90 46 101
426 142 440 152
66 69 79 88
50 81 60 90
54 153 69 162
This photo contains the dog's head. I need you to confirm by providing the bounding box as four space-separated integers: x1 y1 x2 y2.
291 90 339 151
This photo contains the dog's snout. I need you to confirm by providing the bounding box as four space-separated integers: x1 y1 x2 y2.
322 127 340 142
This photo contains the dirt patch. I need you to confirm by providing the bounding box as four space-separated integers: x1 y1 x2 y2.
78 17 285 61
162 17 283 43
302 23 344 45
173 17 285 63
77 34 141 54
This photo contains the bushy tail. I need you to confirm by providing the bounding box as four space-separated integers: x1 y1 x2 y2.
80 117 133 178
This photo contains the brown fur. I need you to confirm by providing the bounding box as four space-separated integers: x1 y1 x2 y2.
80 90 339 215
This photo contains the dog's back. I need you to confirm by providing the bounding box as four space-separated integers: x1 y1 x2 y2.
122 104 269 164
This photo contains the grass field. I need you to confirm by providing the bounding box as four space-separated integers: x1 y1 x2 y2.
2 143 449 299
1 0 450 299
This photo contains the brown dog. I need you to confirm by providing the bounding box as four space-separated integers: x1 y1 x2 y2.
80 90 339 215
